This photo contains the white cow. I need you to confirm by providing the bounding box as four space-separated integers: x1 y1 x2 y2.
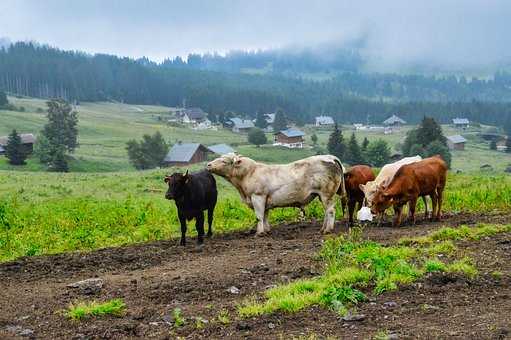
359 155 423 223
207 153 345 235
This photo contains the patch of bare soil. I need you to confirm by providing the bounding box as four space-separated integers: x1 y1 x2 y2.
0 212 510 339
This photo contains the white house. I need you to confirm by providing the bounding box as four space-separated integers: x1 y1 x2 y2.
452 118 470 129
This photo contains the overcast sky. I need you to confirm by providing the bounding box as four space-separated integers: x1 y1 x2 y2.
1 0 510 70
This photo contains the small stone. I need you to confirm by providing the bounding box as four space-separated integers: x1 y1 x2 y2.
19 329 34 337
268 322 275 329
388 333 399 339
162 315 172 324
341 313 366 322
67 278 104 295
228 286 240 294
383 301 398 308
236 321 251 331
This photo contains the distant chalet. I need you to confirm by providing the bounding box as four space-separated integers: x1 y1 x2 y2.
274 128 305 148
0 133 36 155
315 115 335 126
383 114 406 126
447 135 467 150
163 143 211 166
163 142 236 166
177 107 207 123
452 118 470 129
229 118 254 133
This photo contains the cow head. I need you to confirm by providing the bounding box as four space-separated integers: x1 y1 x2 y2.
164 171 190 200
359 182 379 208
370 189 395 215
207 153 249 178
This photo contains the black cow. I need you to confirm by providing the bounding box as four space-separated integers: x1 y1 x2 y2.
164 170 217 246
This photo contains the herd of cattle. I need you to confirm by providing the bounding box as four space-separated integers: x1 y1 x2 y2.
164 153 448 245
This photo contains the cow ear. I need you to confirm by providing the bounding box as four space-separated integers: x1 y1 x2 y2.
233 157 242 167
164 176 171 183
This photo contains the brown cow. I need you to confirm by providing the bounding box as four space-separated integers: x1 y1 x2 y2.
340 165 375 226
370 156 447 227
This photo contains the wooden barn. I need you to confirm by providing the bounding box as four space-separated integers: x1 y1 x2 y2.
163 142 211 166
383 114 406 127
447 135 467 150
274 128 305 148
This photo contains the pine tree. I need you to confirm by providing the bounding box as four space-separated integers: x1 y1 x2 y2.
248 128 267 147
5 129 28 165
327 123 346 159
255 111 268 129
38 99 79 171
273 109 287 132
425 140 451 168
415 116 447 147
347 132 363 164
361 137 369 152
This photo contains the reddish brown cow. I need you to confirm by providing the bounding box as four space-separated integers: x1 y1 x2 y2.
340 165 375 225
370 156 447 227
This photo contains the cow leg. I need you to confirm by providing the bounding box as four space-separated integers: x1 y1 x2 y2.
377 212 386 227
430 193 438 222
196 212 205 245
251 194 267 236
408 198 417 225
436 188 444 221
347 199 357 227
320 194 336 233
264 209 271 232
178 213 187 246
422 196 429 220
207 206 214 237
393 205 403 227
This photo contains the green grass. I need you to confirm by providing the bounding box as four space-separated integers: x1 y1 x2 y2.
238 224 510 317
66 298 126 320
0 168 510 262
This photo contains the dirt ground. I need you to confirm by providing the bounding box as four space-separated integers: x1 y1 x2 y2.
1 212 510 339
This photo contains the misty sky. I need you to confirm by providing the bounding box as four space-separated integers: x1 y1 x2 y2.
1 0 510 70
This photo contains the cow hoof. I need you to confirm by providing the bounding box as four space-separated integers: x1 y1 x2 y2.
206 232 212 238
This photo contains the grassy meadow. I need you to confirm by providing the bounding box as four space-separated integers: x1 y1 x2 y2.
0 167 510 262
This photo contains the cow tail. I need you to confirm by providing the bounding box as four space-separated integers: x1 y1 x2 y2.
333 157 347 199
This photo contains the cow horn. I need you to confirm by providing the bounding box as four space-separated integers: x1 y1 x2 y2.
164 175 171 183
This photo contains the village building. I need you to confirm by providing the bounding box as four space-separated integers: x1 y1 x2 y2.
177 107 207 123
0 133 36 155
452 118 470 129
383 114 406 127
208 144 235 155
447 135 467 150
315 115 335 127
274 128 305 148
163 142 211 166
229 118 254 133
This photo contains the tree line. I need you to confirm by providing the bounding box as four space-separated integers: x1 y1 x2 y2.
2 42 511 128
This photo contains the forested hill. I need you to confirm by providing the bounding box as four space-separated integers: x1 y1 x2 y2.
2 42 511 127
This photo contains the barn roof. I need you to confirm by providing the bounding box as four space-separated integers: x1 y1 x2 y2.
163 143 209 163
230 118 254 129
452 118 469 125
183 108 206 120
383 114 406 125
315 116 335 125
277 128 305 137
0 133 36 145
208 144 235 155
447 135 467 144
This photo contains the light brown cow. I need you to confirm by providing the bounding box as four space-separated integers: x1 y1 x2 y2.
370 155 448 227
207 153 345 235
